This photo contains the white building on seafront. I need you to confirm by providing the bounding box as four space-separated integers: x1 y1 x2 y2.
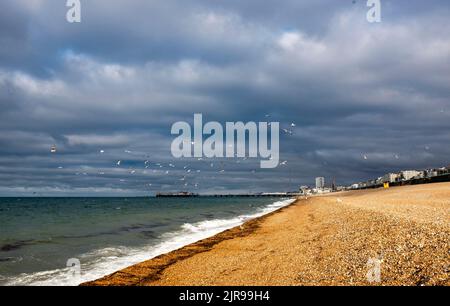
382 173 400 183
315 177 325 189
401 170 423 181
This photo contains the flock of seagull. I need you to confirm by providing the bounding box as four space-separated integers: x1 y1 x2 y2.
49 120 298 191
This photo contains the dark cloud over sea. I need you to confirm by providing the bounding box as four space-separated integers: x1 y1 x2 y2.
0 0 449 196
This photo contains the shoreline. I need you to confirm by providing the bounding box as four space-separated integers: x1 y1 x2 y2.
81 198 300 286
82 183 450 286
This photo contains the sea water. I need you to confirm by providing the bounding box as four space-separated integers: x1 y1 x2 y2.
0 197 294 286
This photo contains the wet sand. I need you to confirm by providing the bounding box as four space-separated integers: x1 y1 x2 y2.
83 183 450 286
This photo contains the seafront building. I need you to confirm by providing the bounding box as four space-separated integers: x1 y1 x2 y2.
401 170 423 181
382 173 400 183
315 177 325 189
349 165 450 190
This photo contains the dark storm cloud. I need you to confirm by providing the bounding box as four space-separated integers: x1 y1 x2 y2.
0 0 449 195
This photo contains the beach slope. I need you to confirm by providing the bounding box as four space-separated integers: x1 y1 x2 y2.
83 183 450 286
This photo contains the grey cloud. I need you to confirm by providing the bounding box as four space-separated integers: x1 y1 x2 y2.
0 0 449 195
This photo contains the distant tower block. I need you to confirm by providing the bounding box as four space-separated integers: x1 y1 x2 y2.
315 177 325 189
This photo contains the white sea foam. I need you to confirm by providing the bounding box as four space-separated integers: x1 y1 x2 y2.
5 198 296 286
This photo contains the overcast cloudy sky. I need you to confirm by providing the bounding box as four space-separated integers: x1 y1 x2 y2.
0 0 449 196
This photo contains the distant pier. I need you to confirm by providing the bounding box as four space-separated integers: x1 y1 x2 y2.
155 192 300 198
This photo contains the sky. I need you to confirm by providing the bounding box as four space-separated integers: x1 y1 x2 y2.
0 0 449 196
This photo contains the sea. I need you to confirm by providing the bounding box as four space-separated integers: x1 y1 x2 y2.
0 196 295 286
